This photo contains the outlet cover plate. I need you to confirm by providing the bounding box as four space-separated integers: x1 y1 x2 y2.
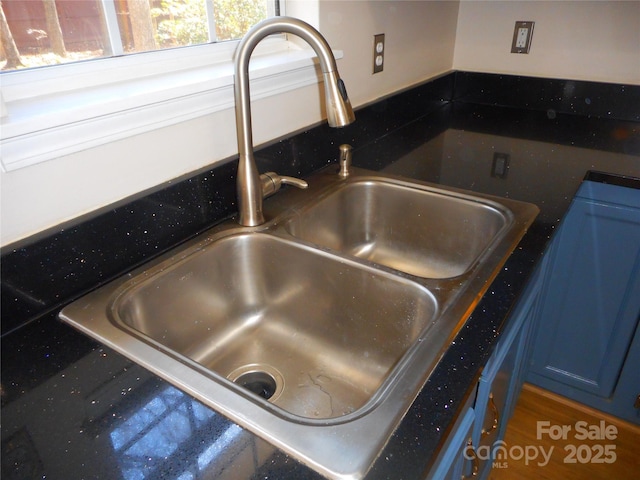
373 33 385 73
511 21 534 54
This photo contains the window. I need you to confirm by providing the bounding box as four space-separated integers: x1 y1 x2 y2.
0 1 337 172
0 0 279 70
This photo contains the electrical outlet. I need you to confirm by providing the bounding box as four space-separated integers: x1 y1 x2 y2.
373 33 385 74
511 21 534 54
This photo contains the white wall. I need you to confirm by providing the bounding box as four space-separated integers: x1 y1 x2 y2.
3 0 638 247
454 0 640 84
0 0 459 247
315 0 459 107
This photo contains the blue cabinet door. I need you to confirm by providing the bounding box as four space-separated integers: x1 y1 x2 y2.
611 322 640 424
427 405 476 480
427 226 546 479
527 181 640 421
473 269 541 480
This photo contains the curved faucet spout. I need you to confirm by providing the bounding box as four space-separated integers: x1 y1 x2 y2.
234 16 355 227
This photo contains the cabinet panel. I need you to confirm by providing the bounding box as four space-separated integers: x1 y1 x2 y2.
608 321 640 423
527 181 640 423
473 270 541 479
427 231 544 479
426 406 476 480
448 409 476 480
529 196 640 397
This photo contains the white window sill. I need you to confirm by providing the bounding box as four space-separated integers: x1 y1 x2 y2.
0 42 341 172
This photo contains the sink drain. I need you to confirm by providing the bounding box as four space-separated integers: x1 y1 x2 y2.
235 371 277 399
227 364 284 402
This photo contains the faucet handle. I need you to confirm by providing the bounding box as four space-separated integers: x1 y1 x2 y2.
260 172 308 198
279 175 309 189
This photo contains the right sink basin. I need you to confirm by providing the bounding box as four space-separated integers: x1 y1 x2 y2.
286 178 512 278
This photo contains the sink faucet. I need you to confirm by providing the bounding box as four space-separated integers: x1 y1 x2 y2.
234 16 355 226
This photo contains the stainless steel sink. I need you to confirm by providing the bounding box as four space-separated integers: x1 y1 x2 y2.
60 168 538 479
286 179 510 278
113 232 437 420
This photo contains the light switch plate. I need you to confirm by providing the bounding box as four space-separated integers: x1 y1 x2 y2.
511 21 534 54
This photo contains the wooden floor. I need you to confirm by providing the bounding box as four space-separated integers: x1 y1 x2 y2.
489 384 640 480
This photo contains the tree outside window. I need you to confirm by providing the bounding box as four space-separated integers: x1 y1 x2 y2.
0 0 274 71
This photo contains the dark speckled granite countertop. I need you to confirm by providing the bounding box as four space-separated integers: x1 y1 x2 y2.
2 72 639 480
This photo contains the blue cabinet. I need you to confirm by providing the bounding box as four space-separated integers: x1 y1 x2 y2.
527 181 640 424
426 404 476 480
428 263 543 479
428 178 640 479
472 265 542 479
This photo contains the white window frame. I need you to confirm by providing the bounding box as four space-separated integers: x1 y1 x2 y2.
0 2 338 172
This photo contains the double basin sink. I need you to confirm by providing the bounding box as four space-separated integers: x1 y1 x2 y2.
60 167 538 479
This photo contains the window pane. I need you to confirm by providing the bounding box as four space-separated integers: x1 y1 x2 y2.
0 0 275 71
213 0 268 42
1 0 111 68
124 0 210 53
150 0 209 50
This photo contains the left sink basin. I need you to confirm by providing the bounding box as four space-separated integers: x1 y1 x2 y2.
110 232 437 420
